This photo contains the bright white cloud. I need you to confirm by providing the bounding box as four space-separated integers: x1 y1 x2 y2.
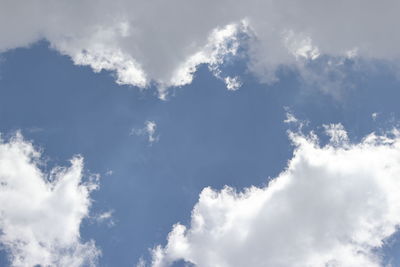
1 1 400 97
0 133 100 267
150 126 400 267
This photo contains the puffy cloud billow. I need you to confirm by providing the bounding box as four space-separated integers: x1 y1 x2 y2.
1 0 400 97
151 125 400 267
0 133 100 267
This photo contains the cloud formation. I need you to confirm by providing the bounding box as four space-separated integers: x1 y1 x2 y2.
0 133 100 267
151 126 400 267
131 121 159 144
1 0 400 96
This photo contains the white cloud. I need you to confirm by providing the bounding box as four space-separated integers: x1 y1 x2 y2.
2 1 400 96
150 126 400 267
323 123 349 146
283 108 298 124
0 133 100 267
94 210 115 227
224 76 242 91
131 121 159 144
372 113 380 121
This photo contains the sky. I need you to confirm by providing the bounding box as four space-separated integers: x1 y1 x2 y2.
1 1 400 267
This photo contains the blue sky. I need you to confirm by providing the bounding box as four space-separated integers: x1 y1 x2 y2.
2 2 400 267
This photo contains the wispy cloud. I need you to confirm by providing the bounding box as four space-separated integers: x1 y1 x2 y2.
131 121 159 144
94 210 115 227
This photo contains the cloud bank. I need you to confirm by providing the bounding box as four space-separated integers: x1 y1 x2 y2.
0 133 100 267
151 125 400 267
1 0 400 96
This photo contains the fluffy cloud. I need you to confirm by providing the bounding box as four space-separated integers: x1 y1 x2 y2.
1 1 400 96
0 133 100 267
150 126 400 267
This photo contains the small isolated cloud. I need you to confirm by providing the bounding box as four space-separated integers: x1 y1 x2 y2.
283 108 298 124
131 121 159 144
372 112 380 121
0 133 100 267
224 76 242 91
150 125 400 267
94 210 115 227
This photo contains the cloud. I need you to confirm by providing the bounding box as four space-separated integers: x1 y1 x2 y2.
372 113 380 121
323 123 349 146
94 210 115 227
224 76 242 91
0 133 100 267
150 126 400 267
283 107 299 124
131 121 159 144
2 1 400 97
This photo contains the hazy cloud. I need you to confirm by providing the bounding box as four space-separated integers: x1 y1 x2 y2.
1 1 400 97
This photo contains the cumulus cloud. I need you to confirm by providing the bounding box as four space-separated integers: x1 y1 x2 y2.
150 126 400 267
1 0 400 97
0 133 100 267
